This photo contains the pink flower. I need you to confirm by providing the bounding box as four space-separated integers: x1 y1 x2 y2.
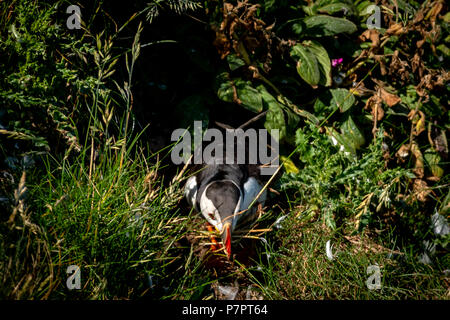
332 58 343 67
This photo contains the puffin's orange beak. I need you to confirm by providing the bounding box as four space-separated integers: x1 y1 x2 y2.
221 223 232 259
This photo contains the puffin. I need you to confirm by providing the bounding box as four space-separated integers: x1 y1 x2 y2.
184 160 267 259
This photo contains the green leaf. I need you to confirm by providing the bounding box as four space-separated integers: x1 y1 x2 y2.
216 73 263 113
324 208 336 230
327 127 356 155
444 12 450 23
264 102 285 142
340 115 365 150
290 44 320 87
216 72 235 103
235 80 263 113
303 15 357 37
330 88 355 112
313 97 328 119
258 85 300 143
295 128 316 162
356 1 372 16
301 5 315 16
256 84 278 106
318 3 354 16
313 91 334 119
226 54 246 71
280 155 299 174
292 22 304 34
303 40 332 87
437 44 450 57
424 148 444 178
258 85 286 141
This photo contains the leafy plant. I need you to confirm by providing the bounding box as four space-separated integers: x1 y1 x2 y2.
206 0 448 240
0 0 448 300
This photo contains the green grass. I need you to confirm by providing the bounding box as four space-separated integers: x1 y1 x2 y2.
0 0 213 299
1 117 448 300
244 217 449 299
0 0 448 300
2 143 190 299
2 154 448 299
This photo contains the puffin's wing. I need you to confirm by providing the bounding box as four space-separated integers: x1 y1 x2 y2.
184 176 198 209
240 177 267 213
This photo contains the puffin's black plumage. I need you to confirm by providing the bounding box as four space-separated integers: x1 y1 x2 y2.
185 156 267 259
204 180 240 224
195 164 246 208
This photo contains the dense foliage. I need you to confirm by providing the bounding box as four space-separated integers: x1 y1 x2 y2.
205 0 449 239
0 0 448 299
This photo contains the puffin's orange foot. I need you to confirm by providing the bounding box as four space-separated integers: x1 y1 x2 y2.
206 223 219 252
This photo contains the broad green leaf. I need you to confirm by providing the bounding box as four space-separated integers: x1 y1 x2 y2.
257 85 286 141
318 3 354 16
226 54 246 71
216 72 235 103
284 105 300 132
313 91 334 119
258 85 300 143
303 15 357 37
303 40 332 87
330 88 355 112
340 115 365 150
235 80 263 113
256 84 278 106
292 22 304 34
216 73 263 113
356 1 372 16
279 95 319 125
301 5 315 16
264 102 285 142
290 44 320 87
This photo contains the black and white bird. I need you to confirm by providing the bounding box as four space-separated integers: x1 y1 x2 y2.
185 162 267 259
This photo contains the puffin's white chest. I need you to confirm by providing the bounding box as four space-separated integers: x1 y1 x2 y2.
184 176 198 208
184 175 266 231
240 177 266 213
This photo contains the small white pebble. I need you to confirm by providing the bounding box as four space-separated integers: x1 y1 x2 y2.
274 215 287 229
326 240 335 261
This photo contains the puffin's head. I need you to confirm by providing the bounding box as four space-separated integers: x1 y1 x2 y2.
200 180 242 259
